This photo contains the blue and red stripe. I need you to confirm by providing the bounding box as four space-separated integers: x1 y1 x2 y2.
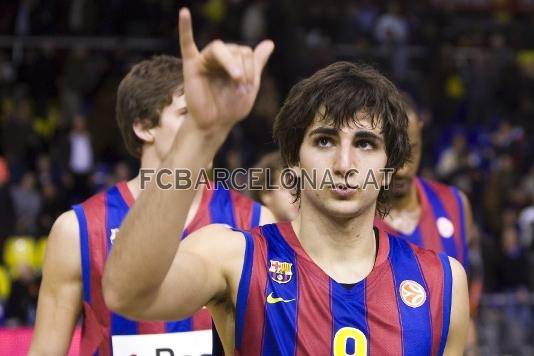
388 236 433 355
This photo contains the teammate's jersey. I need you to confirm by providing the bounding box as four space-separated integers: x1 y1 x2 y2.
375 177 468 268
73 181 262 356
235 222 453 356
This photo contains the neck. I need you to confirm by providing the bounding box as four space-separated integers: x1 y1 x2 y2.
292 201 377 283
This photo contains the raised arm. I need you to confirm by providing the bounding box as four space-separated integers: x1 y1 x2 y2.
29 211 82 356
443 257 470 356
103 8 273 319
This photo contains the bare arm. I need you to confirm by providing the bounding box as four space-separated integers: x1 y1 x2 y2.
103 8 273 319
443 257 469 356
29 211 82 356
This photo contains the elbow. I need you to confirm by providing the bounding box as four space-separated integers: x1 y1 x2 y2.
102 270 152 319
102 271 134 316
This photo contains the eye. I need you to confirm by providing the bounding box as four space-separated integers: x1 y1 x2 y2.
356 140 375 150
315 136 333 148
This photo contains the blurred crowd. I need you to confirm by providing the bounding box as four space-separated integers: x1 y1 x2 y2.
0 0 533 352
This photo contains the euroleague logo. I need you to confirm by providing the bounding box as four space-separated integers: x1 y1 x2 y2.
399 280 427 308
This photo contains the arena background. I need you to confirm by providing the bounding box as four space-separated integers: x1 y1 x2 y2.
0 0 533 355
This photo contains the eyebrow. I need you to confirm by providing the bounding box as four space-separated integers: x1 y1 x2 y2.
308 126 384 142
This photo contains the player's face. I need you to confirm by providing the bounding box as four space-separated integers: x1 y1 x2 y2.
152 93 188 160
297 113 388 219
391 110 422 198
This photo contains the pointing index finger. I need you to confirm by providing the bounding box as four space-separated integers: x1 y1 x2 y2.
178 8 199 59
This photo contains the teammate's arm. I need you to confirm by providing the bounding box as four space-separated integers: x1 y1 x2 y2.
103 8 273 320
29 211 83 356
443 257 469 356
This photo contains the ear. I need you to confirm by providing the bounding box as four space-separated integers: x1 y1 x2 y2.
132 119 156 144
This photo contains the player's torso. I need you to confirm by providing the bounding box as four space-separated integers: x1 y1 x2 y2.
376 177 468 267
73 181 261 355
234 222 453 356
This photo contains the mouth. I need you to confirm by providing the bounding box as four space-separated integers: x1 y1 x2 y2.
390 177 413 195
331 183 358 198
392 177 411 188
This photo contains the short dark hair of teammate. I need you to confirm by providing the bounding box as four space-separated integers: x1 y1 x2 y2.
273 61 411 216
116 55 184 158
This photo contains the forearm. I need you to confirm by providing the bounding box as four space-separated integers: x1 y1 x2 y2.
103 119 230 307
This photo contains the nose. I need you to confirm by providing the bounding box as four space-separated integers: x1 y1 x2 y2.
332 143 354 178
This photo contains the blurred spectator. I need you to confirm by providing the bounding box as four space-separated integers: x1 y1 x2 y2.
374 2 408 44
5 265 39 327
492 120 524 155
67 114 94 201
518 204 534 255
498 209 530 291
1 97 39 181
241 0 267 43
496 208 533 353
436 134 475 180
10 172 41 236
37 181 67 236
0 157 15 246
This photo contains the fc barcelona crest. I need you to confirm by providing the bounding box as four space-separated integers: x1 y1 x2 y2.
269 260 293 284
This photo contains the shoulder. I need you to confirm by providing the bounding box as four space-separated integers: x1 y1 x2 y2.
419 176 469 205
44 210 82 278
448 256 467 287
50 210 80 243
418 176 453 194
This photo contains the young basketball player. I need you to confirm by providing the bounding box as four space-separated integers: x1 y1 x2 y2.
29 55 275 355
104 8 468 355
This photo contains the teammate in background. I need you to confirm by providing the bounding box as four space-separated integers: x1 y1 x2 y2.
374 94 483 355
29 55 275 355
250 151 299 221
103 9 468 355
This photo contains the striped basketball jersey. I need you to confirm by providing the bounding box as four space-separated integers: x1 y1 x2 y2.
73 180 262 356
235 222 453 356
375 177 468 268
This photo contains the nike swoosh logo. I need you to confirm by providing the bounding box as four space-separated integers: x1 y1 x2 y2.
266 292 295 304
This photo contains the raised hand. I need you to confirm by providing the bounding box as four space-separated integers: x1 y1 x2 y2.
178 8 274 132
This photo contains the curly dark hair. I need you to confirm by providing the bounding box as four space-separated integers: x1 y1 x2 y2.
273 61 411 217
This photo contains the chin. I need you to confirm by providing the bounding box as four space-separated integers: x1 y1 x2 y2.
320 200 369 220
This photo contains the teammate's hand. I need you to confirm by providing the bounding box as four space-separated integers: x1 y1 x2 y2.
178 8 274 132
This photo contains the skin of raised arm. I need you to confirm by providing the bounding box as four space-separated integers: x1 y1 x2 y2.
102 8 273 319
